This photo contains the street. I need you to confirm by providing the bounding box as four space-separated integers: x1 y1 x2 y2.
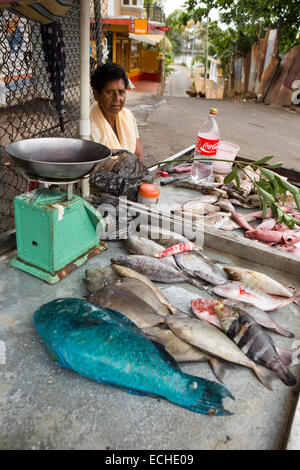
164 64 193 97
127 67 300 173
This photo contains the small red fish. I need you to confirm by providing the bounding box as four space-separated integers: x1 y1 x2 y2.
154 242 196 258
245 229 300 245
231 212 254 231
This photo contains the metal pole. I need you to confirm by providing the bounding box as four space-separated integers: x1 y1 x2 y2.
93 0 102 65
79 0 91 198
161 34 166 95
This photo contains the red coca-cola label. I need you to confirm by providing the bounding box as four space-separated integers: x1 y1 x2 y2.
195 135 219 156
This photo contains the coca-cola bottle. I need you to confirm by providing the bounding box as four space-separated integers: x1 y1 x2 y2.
191 108 220 182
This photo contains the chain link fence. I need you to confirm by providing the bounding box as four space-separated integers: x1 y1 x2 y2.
0 0 107 235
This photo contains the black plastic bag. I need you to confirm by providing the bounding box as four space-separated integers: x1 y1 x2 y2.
90 149 153 201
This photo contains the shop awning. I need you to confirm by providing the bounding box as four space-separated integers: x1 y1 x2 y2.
128 33 164 46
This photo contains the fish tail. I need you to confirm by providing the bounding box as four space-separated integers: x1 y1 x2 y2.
251 364 276 391
186 277 204 289
174 373 234 416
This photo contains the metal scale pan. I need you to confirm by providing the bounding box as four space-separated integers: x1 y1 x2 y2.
5 137 112 180
5 138 112 284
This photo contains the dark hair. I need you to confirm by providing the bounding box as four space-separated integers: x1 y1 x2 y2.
91 62 129 93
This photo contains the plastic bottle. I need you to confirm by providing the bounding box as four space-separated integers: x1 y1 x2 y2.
191 108 220 182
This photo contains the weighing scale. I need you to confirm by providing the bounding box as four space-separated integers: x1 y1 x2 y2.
5 138 112 284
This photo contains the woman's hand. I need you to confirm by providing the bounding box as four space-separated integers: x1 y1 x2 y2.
135 138 144 164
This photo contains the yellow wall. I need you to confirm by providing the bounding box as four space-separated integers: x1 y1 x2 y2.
142 50 161 73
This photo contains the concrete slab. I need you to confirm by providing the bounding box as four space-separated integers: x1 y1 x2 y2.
0 235 300 450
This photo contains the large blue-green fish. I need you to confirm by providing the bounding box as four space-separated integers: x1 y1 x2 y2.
33 298 234 416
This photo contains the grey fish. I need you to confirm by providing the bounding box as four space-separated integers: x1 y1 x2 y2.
86 285 164 329
165 312 275 390
214 303 297 387
124 235 177 266
111 255 204 289
174 251 228 286
222 299 294 338
84 269 119 294
145 326 227 383
114 277 170 317
111 264 178 314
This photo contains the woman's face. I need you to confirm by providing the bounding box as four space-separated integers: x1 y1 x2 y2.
94 79 126 117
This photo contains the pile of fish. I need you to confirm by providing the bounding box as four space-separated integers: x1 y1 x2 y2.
172 168 300 256
82 227 299 394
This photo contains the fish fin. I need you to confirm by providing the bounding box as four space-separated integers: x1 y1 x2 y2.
252 364 277 391
180 373 235 416
275 346 293 365
293 288 300 306
44 342 71 370
272 325 295 339
209 358 227 384
149 339 182 372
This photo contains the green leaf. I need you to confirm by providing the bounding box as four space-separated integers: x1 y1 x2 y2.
254 155 275 165
262 200 268 219
234 171 241 191
266 162 284 169
258 187 276 204
294 192 300 211
223 170 236 185
260 167 276 181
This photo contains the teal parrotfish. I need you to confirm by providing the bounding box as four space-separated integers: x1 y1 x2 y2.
33 298 234 416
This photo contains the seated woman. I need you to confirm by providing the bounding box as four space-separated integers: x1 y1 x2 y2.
90 62 144 163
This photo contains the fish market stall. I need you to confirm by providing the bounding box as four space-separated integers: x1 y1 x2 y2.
1 146 300 451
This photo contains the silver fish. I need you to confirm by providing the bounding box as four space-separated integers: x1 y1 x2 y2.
181 195 219 208
124 235 177 266
165 312 274 390
145 326 227 383
111 255 204 289
215 200 236 213
86 285 164 330
214 303 297 387
138 225 192 248
204 213 240 231
223 267 294 298
174 251 228 286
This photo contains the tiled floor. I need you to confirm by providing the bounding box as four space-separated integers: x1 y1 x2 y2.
130 80 160 94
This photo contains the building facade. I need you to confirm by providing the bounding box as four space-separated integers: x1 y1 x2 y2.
95 0 166 83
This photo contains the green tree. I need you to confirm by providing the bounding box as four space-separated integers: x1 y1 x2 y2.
178 0 300 75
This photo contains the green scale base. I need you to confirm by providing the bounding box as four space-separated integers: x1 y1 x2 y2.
11 189 106 284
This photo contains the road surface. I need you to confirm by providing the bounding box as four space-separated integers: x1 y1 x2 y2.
164 64 193 98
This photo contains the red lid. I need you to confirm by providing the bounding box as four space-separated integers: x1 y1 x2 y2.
138 184 160 198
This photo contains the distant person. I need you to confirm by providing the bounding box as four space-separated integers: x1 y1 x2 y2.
90 63 144 163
